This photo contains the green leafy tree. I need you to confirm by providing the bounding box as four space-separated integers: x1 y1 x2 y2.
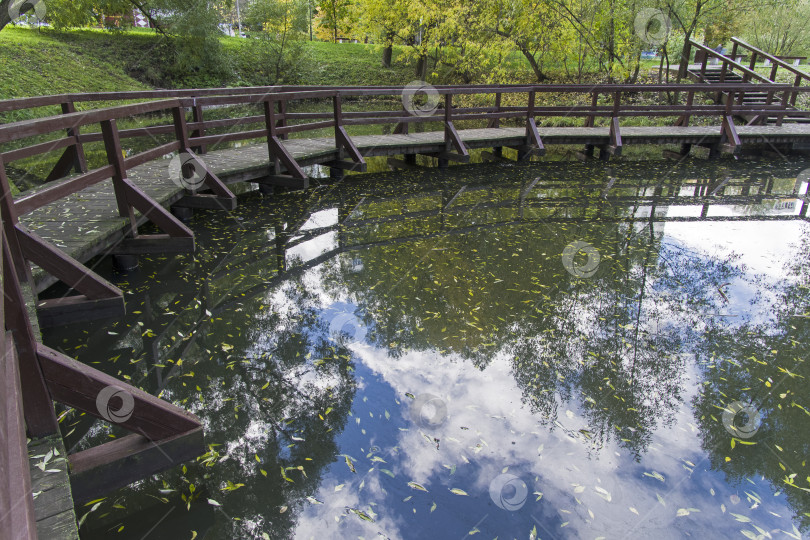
241 0 309 84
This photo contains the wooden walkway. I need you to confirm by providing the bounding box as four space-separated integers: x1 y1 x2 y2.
28 436 79 540
21 124 810 292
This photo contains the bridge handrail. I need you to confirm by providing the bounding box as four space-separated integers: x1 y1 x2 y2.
730 37 810 107
0 83 807 219
689 40 775 85
730 38 810 82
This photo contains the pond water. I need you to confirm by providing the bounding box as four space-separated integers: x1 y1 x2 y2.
45 156 810 539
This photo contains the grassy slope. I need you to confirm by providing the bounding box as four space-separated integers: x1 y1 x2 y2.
0 28 152 99
0 27 422 101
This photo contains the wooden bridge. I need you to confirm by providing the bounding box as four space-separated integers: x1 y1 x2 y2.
1 80 810 538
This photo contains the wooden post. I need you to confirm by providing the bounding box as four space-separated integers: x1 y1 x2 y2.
488 93 502 128
333 93 343 159
585 91 598 127
331 94 346 179
172 105 191 150
0 157 29 282
264 97 281 175
100 119 137 232
677 90 694 126
443 93 452 152
776 89 790 126
2 229 59 437
191 103 207 154
791 73 801 106
277 100 288 141
63 101 87 173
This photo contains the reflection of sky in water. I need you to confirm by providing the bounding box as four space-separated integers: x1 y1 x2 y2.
56 159 810 539
286 221 804 539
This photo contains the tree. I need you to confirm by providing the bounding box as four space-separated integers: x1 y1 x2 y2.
739 0 810 56
316 0 353 42
243 0 309 84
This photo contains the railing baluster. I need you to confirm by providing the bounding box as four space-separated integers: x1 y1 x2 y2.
191 103 206 154
172 105 191 150
264 97 280 175
333 93 343 160
791 73 801 106
488 92 502 129
277 100 288 141
62 101 87 173
444 93 452 152
585 91 598 127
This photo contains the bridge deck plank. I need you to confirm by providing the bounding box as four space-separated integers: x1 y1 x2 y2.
28 435 79 540
17 124 810 292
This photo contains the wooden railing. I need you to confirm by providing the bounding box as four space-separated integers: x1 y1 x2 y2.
1 206 205 516
730 37 810 108
687 40 787 112
0 223 38 540
0 83 808 321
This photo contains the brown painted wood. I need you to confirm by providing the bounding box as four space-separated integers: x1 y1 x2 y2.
0 99 181 144
183 150 236 200
191 103 207 154
61 102 88 174
14 165 116 216
335 127 366 169
173 194 237 210
608 117 623 156
122 141 182 170
1 136 76 164
15 225 122 300
526 118 545 156
121 178 194 239
0 332 38 540
45 146 81 183
36 343 201 440
190 128 268 147
267 136 307 180
36 295 125 328
2 231 58 437
100 119 135 222
69 428 204 504
721 115 742 154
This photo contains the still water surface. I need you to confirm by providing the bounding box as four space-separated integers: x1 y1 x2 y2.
46 157 810 539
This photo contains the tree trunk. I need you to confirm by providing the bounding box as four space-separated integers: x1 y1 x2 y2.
520 47 549 82
382 31 394 67
677 37 693 82
0 0 34 32
416 55 428 79
627 52 641 83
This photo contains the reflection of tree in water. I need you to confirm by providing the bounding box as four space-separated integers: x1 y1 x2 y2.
692 227 810 533
68 199 358 539
324 181 745 458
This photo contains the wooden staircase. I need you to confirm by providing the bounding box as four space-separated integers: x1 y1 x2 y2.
688 39 810 126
